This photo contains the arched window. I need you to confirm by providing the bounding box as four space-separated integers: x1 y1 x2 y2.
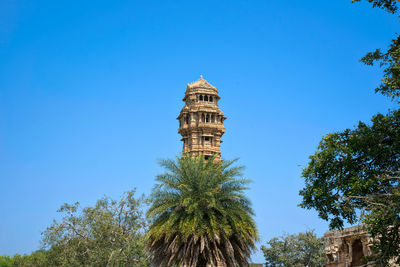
209 96 213 102
204 95 209 101
199 95 203 101
205 114 210 123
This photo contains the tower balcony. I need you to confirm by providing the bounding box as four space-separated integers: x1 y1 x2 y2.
197 122 225 130
186 147 221 154
178 123 225 136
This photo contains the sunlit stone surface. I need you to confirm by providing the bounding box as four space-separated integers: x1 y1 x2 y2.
177 76 226 160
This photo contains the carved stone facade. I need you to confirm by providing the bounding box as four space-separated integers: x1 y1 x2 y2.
177 76 226 160
325 226 399 266
325 226 375 267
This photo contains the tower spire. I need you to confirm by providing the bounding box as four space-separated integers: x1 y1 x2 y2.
177 76 226 160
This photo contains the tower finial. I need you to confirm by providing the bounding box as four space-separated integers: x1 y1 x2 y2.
200 75 203 79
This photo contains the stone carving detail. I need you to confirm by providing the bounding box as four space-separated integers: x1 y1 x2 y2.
177 76 226 160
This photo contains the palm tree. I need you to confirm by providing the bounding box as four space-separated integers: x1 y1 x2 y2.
147 154 258 267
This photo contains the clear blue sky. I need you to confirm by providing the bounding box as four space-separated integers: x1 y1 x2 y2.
0 0 398 262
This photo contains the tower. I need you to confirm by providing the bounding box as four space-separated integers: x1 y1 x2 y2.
177 76 226 160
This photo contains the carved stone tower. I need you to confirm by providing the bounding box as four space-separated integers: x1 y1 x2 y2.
177 76 226 160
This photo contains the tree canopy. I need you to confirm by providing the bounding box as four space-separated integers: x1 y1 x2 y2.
299 110 400 264
355 0 400 102
0 251 48 267
0 190 150 267
352 0 399 14
146 155 258 267
41 190 150 267
300 110 400 228
261 230 325 267
300 1 400 264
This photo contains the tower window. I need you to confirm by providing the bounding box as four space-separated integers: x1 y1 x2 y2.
204 136 210 141
209 96 213 102
199 95 203 101
205 114 210 123
204 155 210 160
185 116 189 124
204 95 209 101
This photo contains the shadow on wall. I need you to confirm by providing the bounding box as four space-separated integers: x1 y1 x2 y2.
351 239 365 267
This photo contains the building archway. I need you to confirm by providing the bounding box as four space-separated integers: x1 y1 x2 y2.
351 239 364 267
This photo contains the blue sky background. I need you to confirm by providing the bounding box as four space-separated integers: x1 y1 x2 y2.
0 0 398 262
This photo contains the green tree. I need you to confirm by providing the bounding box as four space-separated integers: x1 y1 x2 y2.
11 251 49 267
299 0 400 265
147 155 258 267
352 0 399 13
0 250 49 267
354 0 400 102
0 256 14 267
261 231 325 267
41 189 150 267
299 110 400 264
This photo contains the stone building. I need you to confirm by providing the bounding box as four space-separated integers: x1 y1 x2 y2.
325 226 373 267
177 76 226 160
325 226 399 267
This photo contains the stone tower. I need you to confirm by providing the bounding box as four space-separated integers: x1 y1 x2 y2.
177 76 226 160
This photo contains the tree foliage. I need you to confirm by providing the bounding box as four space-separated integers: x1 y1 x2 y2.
352 0 399 14
354 0 400 102
261 230 325 267
0 256 14 267
300 2 400 264
41 189 150 267
361 35 400 102
1 191 149 267
361 171 400 265
300 110 400 264
0 251 48 267
147 155 258 267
